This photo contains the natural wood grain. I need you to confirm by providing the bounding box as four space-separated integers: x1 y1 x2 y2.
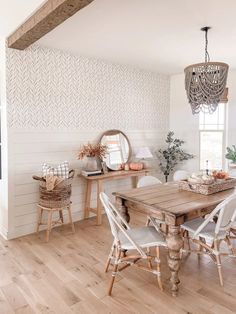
114 183 236 296
7 0 94 50
0 215 236 313
80 169 149 181
81 169 149 225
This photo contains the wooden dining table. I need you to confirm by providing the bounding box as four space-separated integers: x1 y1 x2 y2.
114 182 236 296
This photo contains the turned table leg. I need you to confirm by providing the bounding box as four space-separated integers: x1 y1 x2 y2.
115 196 130 223
166 225 183 296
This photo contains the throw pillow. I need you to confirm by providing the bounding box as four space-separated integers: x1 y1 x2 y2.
42 161 69 179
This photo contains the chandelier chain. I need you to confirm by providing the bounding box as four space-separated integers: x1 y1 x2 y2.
204 28 210 63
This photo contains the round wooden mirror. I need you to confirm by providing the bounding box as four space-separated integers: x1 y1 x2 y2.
99 130 132 171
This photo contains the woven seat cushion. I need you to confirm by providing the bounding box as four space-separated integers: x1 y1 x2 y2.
182 217 226 240
118 226 166 250
42 161 69 179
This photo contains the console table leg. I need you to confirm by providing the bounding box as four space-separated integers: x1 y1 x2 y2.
84 181 92 219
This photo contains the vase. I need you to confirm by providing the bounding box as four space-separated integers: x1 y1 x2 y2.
229 163 236 178
86 156 99 171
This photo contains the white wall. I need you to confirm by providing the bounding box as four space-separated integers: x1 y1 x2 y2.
169 73 199 172
2 45 170 239
0 40 9 239
170 71 236 173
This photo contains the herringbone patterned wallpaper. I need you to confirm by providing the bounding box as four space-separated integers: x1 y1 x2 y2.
6 45 170 130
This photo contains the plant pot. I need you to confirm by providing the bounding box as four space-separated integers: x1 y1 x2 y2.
228 163 236 177
86 156 100 171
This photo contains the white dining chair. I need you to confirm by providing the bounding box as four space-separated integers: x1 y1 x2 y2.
230 221 236 237
137 175 162 188
100 192 167 295
181 193 236 286
173 170 189 181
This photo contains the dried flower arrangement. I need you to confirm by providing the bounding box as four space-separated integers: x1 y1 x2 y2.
78 143 107 160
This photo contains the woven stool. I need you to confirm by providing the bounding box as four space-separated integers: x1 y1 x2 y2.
36 204 75 242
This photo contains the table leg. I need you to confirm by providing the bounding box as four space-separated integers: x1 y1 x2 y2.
96 180 104 225
84 181 92 219
166 225 183 296
116 196 130 223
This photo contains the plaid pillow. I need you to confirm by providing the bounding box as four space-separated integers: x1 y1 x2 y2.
42 161 69 179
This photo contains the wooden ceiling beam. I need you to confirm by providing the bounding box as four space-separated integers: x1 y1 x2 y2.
7 0 94 50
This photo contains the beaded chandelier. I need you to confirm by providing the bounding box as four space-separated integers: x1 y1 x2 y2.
184 27 229 114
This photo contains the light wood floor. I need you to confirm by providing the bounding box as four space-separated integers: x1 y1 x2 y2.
0 212 236 314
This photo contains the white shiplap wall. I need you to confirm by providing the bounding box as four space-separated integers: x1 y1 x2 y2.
4 45 170 239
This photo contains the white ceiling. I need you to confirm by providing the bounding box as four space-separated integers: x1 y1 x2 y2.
2 0 236 75
0 0 46 38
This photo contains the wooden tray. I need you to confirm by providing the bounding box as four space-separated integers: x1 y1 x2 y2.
179 178 236 195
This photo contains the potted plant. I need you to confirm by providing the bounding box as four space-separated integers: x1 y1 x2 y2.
225 145 236 166
78 143 107 171
157 131 194 182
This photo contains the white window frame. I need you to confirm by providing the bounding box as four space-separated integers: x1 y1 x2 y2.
199 103 227 171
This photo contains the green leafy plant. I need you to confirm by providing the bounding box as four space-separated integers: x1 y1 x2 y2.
225 145 236 163
157 131 194 182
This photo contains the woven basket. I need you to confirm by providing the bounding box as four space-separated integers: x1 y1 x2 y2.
33 170 75 209
179 177 236 195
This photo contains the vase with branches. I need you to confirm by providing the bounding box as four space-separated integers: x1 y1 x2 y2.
78 143 107 171
157 131 194 182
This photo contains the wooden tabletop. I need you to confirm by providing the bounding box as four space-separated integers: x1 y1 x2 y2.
114 183 236 223
80 169 149 181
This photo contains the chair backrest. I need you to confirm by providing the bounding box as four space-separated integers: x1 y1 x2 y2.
215 193 236 233
100 192 147 257
193 192 236 238
137 175 162 188
173 170 189 181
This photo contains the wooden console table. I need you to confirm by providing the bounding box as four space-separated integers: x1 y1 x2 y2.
81 169 149 225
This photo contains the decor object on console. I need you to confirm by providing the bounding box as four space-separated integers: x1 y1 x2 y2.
78 142 107 171
157 131 194 182
99 130 131 171
33 169 75 242
184 26 229 114
225 145 236 177
129 162 144 171
135 147 153 168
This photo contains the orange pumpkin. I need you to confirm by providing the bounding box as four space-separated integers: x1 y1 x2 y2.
129 162 144 171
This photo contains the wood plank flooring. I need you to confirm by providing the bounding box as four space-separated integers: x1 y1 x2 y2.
0 212 236 314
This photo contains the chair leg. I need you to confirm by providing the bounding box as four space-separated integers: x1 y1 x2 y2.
146 217 150 226
146 247 152 269
59 210 64 223
46 211 53 243
67 205 75 233
214 239 223 286
36 207 43 234
225 235 236 256
108 247 121 296
105 243 116 272
156 246 163 291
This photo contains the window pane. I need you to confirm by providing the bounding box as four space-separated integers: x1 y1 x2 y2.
200 131 223 170
218 103 225 126
203 109 219 126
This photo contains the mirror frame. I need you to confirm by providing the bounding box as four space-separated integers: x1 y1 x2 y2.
99 129 132 170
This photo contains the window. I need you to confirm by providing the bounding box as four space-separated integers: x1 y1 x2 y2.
199 103 227 171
